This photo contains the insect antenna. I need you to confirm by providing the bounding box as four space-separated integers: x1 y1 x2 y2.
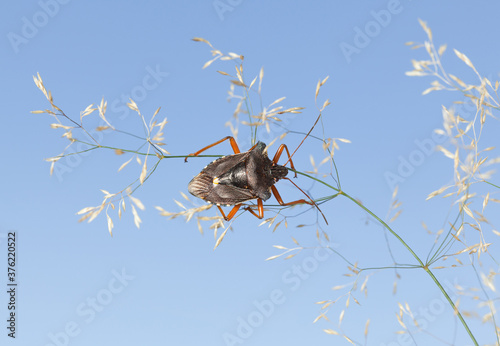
283 112 323 167
283 177 328 225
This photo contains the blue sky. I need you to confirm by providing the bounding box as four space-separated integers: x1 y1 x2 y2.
1 1 500 345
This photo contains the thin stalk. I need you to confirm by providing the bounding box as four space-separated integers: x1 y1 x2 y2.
483 180 500 189
294 170 479 345
425 267 478 344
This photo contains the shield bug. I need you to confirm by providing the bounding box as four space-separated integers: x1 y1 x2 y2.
185 136 327 223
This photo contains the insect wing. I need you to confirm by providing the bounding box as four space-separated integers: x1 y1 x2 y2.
209 183 255 205
202 152 248 177
188 171 256 205
188 151 255 205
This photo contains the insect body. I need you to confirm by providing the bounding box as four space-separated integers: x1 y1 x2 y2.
186 136 325 222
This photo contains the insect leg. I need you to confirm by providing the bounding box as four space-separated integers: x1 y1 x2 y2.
217 204 242 221
272 144 297 177
244 198 264 219
185 136 240 162
272 182 328 225
271 185 313 206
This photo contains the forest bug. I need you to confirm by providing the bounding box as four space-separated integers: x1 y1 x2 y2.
185 136 327 223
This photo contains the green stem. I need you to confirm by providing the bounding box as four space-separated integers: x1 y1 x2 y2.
483 180 500 189
344 190 477 344
339 190 424 264
294 170 478 345
424 267 478 344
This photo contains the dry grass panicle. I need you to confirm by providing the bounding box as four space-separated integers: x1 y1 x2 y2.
33 22 499 345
